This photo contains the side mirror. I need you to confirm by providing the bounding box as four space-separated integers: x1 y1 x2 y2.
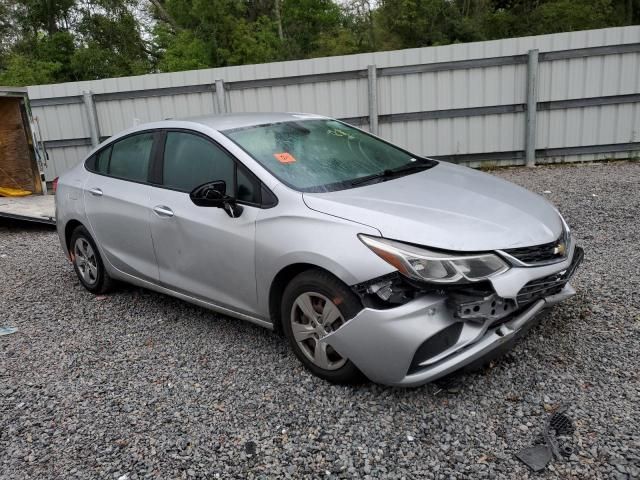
190 181 226 207
190 180 244 218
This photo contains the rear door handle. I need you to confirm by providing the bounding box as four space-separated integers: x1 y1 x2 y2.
88 188 103 197
153 205 174 217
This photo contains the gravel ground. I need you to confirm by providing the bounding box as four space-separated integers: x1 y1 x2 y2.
1 161 639 480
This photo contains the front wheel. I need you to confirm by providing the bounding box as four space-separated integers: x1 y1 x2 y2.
281 270 364 384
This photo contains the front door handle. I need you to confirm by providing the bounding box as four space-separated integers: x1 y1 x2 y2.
88 188 103 197
153 205 174 217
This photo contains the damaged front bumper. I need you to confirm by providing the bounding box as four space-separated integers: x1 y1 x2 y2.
325 245 583 387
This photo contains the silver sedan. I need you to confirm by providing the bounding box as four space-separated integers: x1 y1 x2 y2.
56 113 583 386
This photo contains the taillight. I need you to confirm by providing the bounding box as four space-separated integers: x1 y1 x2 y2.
52 177 59 194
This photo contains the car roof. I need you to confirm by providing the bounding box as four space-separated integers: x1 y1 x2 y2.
181 112 328 132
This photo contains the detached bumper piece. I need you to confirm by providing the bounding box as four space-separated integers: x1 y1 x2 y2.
516 406 575 472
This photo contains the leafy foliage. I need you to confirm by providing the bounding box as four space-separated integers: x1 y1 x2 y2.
0 0 638 86
156 29 210 72
0 54 61 86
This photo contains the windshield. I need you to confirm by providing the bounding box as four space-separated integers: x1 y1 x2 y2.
223 119 435 192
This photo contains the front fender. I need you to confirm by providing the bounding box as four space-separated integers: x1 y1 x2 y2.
254 208 395 315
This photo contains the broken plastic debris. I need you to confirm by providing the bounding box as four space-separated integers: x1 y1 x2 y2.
517 405 575 471
560 445 574 457
516 445 553 472
0 326 17 336
549 411 574 436
543 406 574 460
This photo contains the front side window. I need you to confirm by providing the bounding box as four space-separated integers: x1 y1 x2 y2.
163 132 235 193
108 133 154 182
162 131 258 203
223 119 434 192
236 167 257 203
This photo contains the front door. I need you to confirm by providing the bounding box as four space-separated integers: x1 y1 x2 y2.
147 130 260 315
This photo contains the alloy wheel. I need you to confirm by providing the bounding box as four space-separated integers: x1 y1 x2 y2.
74 237 98 285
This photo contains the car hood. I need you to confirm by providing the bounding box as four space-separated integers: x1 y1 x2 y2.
302 162 563 251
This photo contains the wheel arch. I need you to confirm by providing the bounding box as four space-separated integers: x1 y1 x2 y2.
268 263 356 335
64 219 85 253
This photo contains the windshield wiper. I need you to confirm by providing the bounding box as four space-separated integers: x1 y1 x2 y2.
350 159 436 187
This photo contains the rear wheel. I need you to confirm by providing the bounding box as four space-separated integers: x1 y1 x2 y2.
70 225 113 294
281 270 364 384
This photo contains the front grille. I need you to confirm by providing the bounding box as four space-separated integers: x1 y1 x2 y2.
516 246 584 305
503 237 566 264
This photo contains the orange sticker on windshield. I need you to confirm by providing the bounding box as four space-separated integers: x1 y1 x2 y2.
274 152 296 163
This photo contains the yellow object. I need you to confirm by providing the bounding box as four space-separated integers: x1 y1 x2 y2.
0 187 32 197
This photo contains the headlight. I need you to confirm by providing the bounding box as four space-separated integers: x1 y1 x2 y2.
358 235 509 284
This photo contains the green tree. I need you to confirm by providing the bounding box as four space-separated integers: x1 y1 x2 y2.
376 0 484 48
156 29 210 72
279 0 344 57
1 0 639 85
529 0 614 34
151 0 276 67
220 16 281 65
479 0 625 39
0 54 61 86
12 0 75 35
149 0 352 68
0 0 151 85
71 7 150 79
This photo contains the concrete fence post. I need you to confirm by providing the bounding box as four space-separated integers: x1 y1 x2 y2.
367 65 379 135
82 91 101 148
525 49 539 167
215 79 228 114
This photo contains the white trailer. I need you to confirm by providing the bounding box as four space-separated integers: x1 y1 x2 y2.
0 87 55 225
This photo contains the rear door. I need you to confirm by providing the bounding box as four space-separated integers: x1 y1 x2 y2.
147 130 261 315
84 131 160 283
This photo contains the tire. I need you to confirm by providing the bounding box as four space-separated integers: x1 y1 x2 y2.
281 269 364 384
69 225 113 294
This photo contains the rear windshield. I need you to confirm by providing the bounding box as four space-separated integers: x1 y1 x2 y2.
223 119 428 192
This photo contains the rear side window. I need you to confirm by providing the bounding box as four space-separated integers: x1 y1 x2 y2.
163 132 254 200
95 147 111 174
108 133 154 182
